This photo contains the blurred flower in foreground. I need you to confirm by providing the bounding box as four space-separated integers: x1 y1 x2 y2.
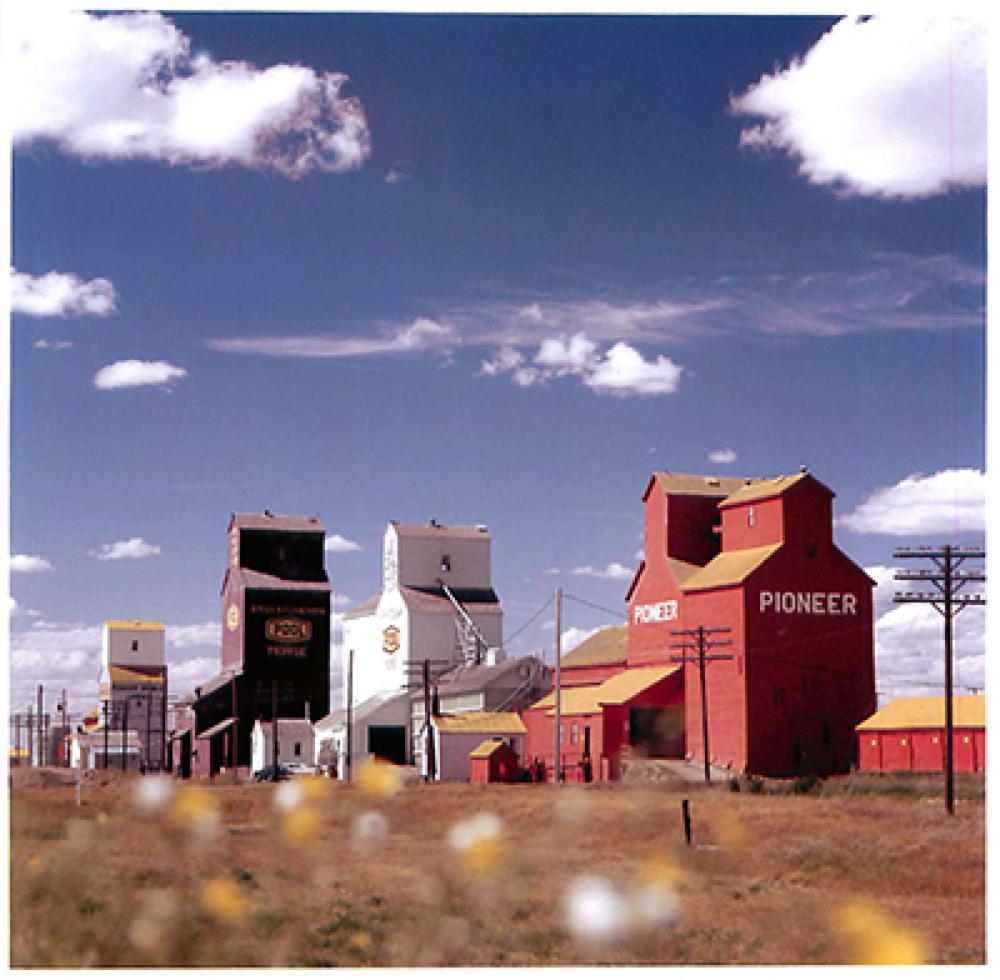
563 875 630 948
167 785 220 840
273 780 304 813
129 889 178 954
133 776 175 814
563 866 682 949
447 812 504 875
633 858 683 928
351 810 389 854
200 877 247 925
356 758 403 798
282 805 323 844
832 900 928 965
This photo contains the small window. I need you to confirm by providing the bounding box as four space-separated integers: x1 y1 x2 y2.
294 742 302 757
440 554 451 572
748 506 755 528
570 723 579 745
131 640 139 652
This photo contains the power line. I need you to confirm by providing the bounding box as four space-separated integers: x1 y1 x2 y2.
562 593 626 621
503 593 555 646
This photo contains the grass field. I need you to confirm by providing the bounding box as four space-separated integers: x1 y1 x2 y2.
8 766 986 967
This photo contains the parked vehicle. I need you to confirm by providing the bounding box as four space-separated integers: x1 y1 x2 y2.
286 762 317 776
253 764 291 782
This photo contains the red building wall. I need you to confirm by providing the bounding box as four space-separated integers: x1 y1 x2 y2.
858 728 985 774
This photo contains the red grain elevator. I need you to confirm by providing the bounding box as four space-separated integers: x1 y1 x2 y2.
626 469 876 777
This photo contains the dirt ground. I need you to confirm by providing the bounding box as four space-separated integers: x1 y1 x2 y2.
8 768 986 967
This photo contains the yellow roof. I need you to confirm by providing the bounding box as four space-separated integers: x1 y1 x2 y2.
719 472 810 508
857 695 985 731
653 472 750 498
433 711 526 735
666 558 701 586
681 543 781 592
535 665 680 716
469 738 508 759
109 665 165 685
561 625 628 668
105 620 165 631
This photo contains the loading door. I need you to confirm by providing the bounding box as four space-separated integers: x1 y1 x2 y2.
368 725 407 766
629 706 684 758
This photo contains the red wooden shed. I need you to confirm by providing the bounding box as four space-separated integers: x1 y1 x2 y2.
857 695 985 773
469 738 521 783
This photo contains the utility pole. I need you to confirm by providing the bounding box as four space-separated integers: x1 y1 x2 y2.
61 690 69 767
346 649 353 783
894 544 985 815
121 697 129 772
26 705 33 767
37 685 44 766
554 587 562 784
423 658 437 782
14 713 21 766
103 699 109 769
230 674 238 774
271 679 279 780
671 625 733 782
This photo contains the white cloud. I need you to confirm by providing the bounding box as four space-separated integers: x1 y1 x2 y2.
838 469 985 535
33 339 74 350
8 9 370 178
864 563 985 703
10 554 54 573
11 269 116 317
93 359 188 390
166 622 220 649
584 343 682 397
207 317 454 359
94 537 161 560
325 534 361 554
570 562 634 581
384 169 409 185
708 448 737 465
483 332 682 398
731 16 986 198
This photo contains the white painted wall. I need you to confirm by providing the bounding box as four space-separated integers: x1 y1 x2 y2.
103 622 165 670
390 524 492 591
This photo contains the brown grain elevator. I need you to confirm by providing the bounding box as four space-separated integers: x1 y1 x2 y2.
177 512 331 777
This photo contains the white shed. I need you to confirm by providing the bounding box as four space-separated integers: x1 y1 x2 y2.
429 712 527 782
251 719 316 772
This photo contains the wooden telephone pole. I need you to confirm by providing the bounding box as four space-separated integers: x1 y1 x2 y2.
554 587 562 784
670 625 732 782
894 544 985 815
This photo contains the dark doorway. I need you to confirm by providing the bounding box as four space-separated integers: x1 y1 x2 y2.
629 706 684 758
368 725 407 765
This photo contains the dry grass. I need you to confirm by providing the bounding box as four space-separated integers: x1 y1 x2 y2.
8 769 985 967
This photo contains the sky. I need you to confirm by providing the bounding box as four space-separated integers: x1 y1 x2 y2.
4 2 989 726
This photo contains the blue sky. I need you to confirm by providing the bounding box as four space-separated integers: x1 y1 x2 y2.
5 5 988 720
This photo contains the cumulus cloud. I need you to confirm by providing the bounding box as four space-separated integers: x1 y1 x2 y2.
384 169 409 185
207 318 454 359
33 339 74 350
94 537 161 560
838 469 985 535
93 359 188 390
483 332 682 398
11 269 116 317
10 554 54 573
8 9 370 178
585 343 682 396
731 15 986 198
864 563 985 703
325 534 361 554
570 562 634 581
708 448 737 465
166 622 221 649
